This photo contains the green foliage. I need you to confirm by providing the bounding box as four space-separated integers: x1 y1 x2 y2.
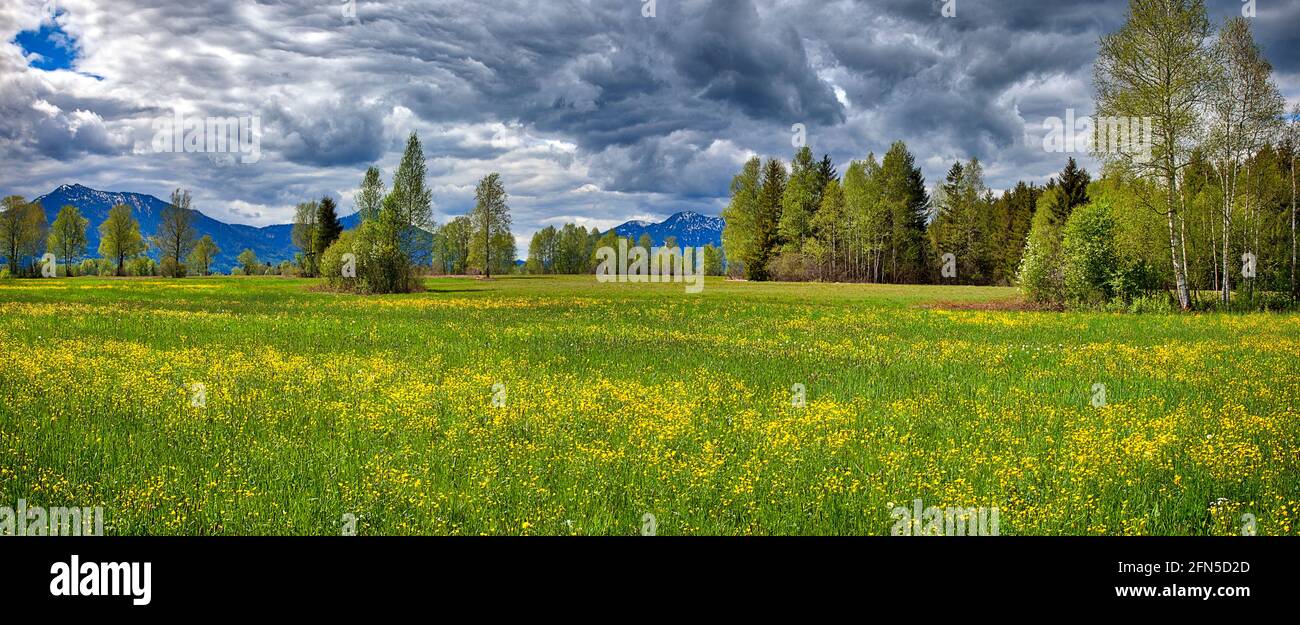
291 201 320 276
1061 200 1119 305
319 229 359 289
0 196 48 277
702 243 725 277
752 157 787 280
98 204 145 277
356 166 386 222
48 204 89 275
392 132 433 263
433 216 472 275
356 193 415 293
127 256 156 277
778 147 818 251
468 173 513 277
154 189 197 278
721 157 762 279
315 196 344 259
929 158 993 283
237 249 260 275
1018 186 1068 305
187 235 220 276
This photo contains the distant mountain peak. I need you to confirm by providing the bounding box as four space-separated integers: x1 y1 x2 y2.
608 211 725 248
31 183 359 273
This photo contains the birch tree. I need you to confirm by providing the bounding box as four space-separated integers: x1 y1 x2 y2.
1094 0 1215 310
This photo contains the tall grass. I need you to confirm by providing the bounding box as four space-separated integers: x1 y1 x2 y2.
0 276 1296 535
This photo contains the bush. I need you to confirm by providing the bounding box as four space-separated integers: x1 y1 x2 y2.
159 256 185 278
1017 189 1067 305
319 230 359 290
766 251 816 282
1061 200 1118 306
127 256 156 277
1128 293 1175 314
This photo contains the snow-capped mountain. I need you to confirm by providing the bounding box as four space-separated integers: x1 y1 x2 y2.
610 211 725 248
31 184 360 272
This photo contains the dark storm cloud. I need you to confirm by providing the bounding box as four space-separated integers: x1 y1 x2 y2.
669 0 845 125
1 0 1298 240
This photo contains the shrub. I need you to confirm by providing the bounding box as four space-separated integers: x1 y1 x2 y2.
1061 200 1118 306
127 256 156 277
319 230 360 290
766 251 816 282
159 256 185 278
1128 293 1175 314
1017 187 1067 305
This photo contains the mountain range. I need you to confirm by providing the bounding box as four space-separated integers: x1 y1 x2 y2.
609 211 724 248
31 184 359 272
26 184 725 272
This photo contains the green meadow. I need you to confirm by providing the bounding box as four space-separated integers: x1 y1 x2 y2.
1 276 1297 535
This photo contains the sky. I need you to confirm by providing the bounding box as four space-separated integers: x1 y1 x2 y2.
2 0 1298 251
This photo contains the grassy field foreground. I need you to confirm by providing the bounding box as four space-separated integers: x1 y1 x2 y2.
0 275 1297 535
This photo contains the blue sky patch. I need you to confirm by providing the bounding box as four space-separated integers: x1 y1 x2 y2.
14 12 77 72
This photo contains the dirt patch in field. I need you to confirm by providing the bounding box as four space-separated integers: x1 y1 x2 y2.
921 297 1060 312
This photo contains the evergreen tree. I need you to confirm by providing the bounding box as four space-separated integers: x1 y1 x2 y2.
315 196 344 259
752 157 787 281
778 147 818 252
1058 157 1091 213
879 141 929 283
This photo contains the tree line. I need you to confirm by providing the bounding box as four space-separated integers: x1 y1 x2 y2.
319 132 518 293
0 189 237 278
521 226 726 277
1089 2 1295 310
720 142 1051 286
1 131 524 291
720 1 1297 311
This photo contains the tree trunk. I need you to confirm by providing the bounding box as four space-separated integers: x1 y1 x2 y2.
1168 171 1190 310
1221 167 1234 305
1292 153 1297 301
